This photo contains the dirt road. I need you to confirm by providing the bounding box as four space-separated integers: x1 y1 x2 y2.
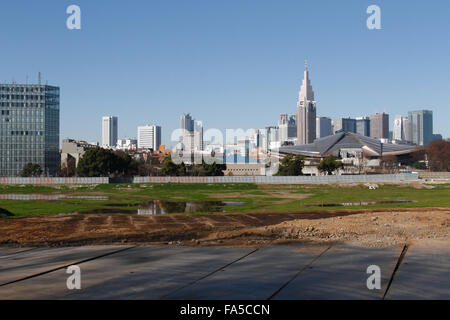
1 208 449 248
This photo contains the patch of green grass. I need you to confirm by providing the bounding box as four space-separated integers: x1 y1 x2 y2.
0 183 449 218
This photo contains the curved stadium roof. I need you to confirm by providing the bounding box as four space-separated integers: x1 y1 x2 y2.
279 132 417 157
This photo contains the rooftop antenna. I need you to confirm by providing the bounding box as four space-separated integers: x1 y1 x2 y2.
26 75 29 85
38 72 41 85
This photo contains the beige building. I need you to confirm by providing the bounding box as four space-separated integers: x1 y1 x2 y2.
297 61 317 145
61 139 98 167
370 112 389 139
223 163 266 176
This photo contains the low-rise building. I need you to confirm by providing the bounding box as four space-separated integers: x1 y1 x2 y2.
60 139 98 168
129 145 171 163
223 163 266 176
117 138 137 150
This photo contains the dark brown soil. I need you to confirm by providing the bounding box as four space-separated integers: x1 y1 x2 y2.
1 208 449 248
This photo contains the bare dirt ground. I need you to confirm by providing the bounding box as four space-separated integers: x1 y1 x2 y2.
1 208 449 248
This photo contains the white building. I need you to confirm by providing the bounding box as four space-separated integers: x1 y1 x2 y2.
138 125 161 150
117 138 137 150
194 120 204 151
179 114 204 152
393 115 409 142
260 126 279 151
102 116 118 147
279 114 297 144
180 131 203 152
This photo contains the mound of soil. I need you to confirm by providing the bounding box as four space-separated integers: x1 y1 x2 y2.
0 208 448 248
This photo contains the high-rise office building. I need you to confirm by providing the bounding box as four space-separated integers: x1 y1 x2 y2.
279 114 297 143
393 115 409 141
0 83 60 177
138 125 161 150
408 110 433 146
402 117 410 142
194 120 204 151
332 118 356 134
181 113 194 132
296 61 316 145
316 117 332 138
179 113 204 152
356 117 370 137
370 112 389 139
102 116 118 147
264 126 279 150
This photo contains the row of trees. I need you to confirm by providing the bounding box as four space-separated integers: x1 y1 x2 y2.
426 139 450 172
59 148 225 178
275 154 343 176
161 157 226 176
381 139 450 173
76 148 138 177
21 151 342 178
20 140 450 177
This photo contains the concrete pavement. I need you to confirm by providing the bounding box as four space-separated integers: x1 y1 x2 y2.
0 241 448 300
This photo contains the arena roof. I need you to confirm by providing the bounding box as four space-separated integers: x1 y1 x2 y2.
279 132 418 157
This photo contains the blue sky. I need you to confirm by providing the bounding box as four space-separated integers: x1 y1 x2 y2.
1 0 449 145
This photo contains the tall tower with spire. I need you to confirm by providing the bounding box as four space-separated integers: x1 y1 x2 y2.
296 60 317 145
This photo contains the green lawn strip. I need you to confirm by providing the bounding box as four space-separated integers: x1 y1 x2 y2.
0 183 449 218
0 199 109 218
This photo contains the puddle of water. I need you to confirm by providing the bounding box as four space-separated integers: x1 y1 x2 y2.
0 194 109 201
0 195 244 216
0 208 14 217
98 200 245 215
137 201 244 215
88 200 244 215
306 200 416 207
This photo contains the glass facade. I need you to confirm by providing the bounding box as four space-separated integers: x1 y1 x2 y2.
0 84 60 176
356 117 371 137
408 110 433 146
333 118 356 134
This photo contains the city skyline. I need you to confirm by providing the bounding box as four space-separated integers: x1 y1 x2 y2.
94 64 441 150
1 1 449 146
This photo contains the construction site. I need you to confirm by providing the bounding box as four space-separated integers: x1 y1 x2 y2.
0 177 449 299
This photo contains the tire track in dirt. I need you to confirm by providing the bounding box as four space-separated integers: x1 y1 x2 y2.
1 208 449 247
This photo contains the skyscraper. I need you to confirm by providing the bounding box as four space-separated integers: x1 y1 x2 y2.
0 83 60 177
265 126 279 150
408 110 433 146
102 116 118 147
393 115 409 141
402 117 410 142
296 61 317 145
279 114 297 143
370 113 389 139
138 125 161 150
332 118 356 134
356 117 371 137
180 113 204 152
194 120 204 151
181 113 194 132
316 117 332 138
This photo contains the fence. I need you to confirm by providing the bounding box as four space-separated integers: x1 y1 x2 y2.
133 174 419 184
418 172 450 180
0 174 418 185
0 177 109 185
